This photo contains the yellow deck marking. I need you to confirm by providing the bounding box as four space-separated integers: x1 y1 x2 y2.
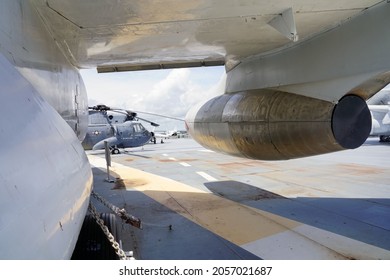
88 155 390 259
88 155 300 246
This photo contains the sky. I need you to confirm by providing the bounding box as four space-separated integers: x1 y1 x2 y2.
80 66 226 131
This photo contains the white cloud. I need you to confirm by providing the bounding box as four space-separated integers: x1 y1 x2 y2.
80 66 225 130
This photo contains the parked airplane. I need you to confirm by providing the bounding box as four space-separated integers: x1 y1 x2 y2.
82 105 158 154
369 105 390 142
368 87 390 142
131 111 184 143
1 0 390 259
152 128 179 143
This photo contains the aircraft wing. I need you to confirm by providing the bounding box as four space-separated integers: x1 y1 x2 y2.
31 0 383 72
30 0 390 160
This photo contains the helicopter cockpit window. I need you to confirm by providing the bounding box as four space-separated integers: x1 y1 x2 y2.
133 123 145 133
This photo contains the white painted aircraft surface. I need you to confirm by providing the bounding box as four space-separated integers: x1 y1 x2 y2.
369 105 390 141
368 87 390 141
152 129 179 143
1 0 390 259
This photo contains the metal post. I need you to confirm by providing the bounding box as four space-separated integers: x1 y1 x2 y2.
104 141 114 183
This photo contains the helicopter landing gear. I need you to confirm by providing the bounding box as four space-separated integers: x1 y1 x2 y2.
111 147 120 154
379 135 390 142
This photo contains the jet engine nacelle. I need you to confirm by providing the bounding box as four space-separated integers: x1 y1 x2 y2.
185 90 371 160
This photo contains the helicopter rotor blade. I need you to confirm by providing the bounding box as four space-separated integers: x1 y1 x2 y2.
132 111 184 121
123 110 138 118
88 104 181 126
111 109 136 117
136 116 160 127
108 108 158 126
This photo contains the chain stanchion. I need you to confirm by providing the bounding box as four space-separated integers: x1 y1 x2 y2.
88 202 130 260
89 189 141 259
91 190 142 229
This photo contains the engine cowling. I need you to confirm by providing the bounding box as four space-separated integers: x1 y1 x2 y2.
185 89 371 160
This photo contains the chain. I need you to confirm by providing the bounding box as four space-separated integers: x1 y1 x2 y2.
88 202 129 260
91 191 142 229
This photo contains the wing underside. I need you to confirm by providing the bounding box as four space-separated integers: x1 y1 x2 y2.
31 0 383 72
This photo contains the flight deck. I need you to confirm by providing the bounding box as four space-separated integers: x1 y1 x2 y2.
87 137 390 260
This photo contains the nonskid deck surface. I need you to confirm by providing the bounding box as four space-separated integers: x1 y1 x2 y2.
87 137 390 260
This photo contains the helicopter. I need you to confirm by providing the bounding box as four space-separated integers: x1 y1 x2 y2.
81 104 160 154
